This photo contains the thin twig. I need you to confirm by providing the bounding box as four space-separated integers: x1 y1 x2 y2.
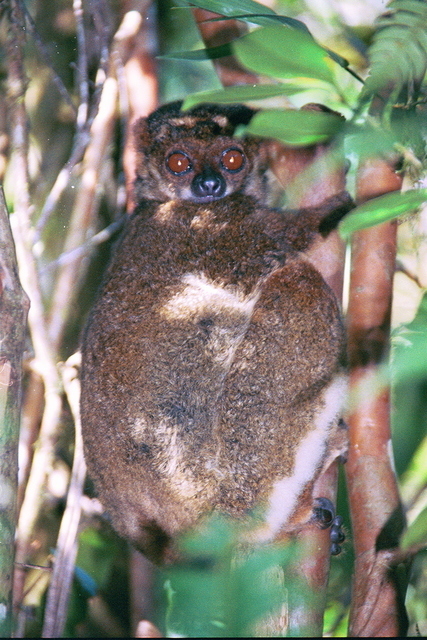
41 216 125 273
42 354 86 638
34 0 113 240
47 71 119 349
73 0 90 129
34 133 89 240
16 0 76 112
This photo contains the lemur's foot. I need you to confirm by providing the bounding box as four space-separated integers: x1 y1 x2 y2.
312 497 345 556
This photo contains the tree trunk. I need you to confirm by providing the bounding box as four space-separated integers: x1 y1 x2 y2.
346 159 408 637
0 187 29 637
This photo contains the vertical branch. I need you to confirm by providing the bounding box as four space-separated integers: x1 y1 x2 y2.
5 2 64 620
346 159 407 636
73 0 90 129
192 8 259 87
283 142 347 636
42 355 86 639
48 1 158 348
120 0 158 210
0 187 29 637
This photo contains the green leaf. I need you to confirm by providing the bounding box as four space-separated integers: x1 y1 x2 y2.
401 505 427 549
174 0 276 18
182 83 308 109
391 292 427 384
160 42 232 61
243 109 344 146
233 25 335 84
204 12 312 32
160 514 300 637
360 0 427 111
392 330 427 383
339 189 427 239
170 5 358 82
345 125 398 159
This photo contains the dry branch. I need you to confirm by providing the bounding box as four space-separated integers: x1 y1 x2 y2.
41 355 86 638
5 3 65 622
0 186 29 637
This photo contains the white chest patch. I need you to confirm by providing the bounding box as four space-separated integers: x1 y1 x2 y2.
159 272 260 375
160 273 260 323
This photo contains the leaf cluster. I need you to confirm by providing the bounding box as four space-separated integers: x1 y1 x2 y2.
158 515 304 637
170 0 427 236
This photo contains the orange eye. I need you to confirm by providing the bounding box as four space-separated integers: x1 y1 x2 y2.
221 148 245 172
166 152 192 174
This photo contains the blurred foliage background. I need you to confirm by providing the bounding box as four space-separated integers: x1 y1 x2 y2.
0 0 427 636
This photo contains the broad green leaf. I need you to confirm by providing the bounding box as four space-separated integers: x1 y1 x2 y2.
339 189 427 239
182 83 307 109
160 42 232 61
204 12 312 32
243 109 344 146
401 505 427 549
345 125 398 159
233 25 335 84
174 0 276 17
174 4 357 79
391 292 427 383
392 331 427 382
161 514 300 637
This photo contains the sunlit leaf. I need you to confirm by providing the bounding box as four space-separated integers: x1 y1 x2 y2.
174 0 276 17
234 25 335 84
204 12 312 31
242 108 344 146
175 3 358 80
392 292 427 383
345 125 398 159
401 506 427 549
339 189 427 239
360 0 427 112
182 83 307 109
392 331 427 382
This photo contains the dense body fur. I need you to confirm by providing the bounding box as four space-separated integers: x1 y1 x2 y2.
80 102 350 562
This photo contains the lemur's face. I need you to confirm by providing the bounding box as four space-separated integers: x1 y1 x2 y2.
161 136 249 203
133 102 268 204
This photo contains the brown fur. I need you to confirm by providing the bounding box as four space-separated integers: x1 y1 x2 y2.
80 102 351 563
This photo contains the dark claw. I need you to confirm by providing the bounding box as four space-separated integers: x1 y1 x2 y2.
312 498 345 555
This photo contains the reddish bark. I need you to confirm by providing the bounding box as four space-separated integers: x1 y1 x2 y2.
346 160 407 636
119 1 159 210
192 8 259 86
